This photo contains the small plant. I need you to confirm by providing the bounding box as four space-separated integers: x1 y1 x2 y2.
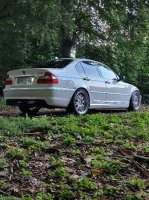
36 193 53 200
7 148 28 160
102 160 123 174
21 137 44 151
0 97 6 109
110 115 121 123
104 185 120 197
125 194 143 200
0 196 20 200
59 182 75 199
66 148 81 155
122 142 136 149
91 159 101 168
22 196 33 200
20 160 28 168
0 118 19 136
103 131 113 139
63 135 76 145
79 191 97 200
50 156 64 167
89 147 105 154
95 154 105 160
0 180 9 190
78 177 98 190
127 178 144 190
0 159 6 169
83 135 96 142
141 146 149 153
22 169 33 176
51 167 68 179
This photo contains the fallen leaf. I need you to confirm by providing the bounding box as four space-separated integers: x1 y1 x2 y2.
119 148 133 158
91 168 101 176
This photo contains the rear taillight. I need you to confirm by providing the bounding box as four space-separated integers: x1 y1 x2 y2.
6 78 13 85
37 72 58 84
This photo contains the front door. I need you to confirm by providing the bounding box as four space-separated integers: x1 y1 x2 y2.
96 64 130 108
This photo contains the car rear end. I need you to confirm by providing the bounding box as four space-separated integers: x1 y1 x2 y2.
3 59 76 109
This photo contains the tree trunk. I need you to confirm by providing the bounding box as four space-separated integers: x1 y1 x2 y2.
58 0 73 58
60 37 73 58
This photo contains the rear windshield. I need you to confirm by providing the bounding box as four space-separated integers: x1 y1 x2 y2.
35 59 73 68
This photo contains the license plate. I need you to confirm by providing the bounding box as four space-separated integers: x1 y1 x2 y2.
16 77 34 85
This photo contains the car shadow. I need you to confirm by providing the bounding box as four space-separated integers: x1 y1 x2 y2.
24 108 128 117
0 106 128 117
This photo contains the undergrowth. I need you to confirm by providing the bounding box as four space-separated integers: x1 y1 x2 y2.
0 112 148 199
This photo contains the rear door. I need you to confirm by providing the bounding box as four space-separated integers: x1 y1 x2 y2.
78 61 107 106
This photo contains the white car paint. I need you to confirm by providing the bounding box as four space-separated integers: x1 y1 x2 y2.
3 58 140 111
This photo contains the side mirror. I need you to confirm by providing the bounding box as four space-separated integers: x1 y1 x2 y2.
119 75 125 81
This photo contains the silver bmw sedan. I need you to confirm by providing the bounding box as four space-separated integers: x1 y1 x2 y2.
3 58 141 115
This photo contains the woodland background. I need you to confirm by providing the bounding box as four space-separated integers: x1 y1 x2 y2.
0 0 149 94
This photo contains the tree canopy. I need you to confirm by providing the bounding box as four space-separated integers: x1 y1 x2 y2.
0 0 149 93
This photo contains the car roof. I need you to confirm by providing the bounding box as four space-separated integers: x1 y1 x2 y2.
35 58 104 69
58 58 104 65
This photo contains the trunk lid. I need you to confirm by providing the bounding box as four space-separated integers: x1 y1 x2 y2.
7 68 58 88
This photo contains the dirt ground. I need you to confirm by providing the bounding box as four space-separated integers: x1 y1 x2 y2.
0 104 148 117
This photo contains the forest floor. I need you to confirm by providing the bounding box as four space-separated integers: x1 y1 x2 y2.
0 104 149 117
0 99 149 200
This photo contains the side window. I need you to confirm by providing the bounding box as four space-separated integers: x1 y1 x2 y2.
97 64 118 80
76 62 85 75
80 61 99 78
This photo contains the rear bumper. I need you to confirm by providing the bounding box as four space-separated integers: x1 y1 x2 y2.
3 87 74 108
6 99 49 107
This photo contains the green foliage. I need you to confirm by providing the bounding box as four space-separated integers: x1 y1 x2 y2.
50 156 64 168
7 148 28 160
0 197 19 200
0 0 149 91
0 112 149 199
0 180 9 191
89 147 105 154
21 137 44 151
125 194 143 200
122 142 136 149
50 167 68 179
22 169 33 176
0 97 6 109
0 158 6 169
63 134 76 145
128 178 144 189
78 177 98 190
104 185 120 196
59 182 75 199
36 193 53 200
91 159 101 168
0 0 59 85
0 116 49 135
102 160 123 174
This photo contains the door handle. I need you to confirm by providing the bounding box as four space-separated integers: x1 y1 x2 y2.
105 81 110 84
83 77 90 81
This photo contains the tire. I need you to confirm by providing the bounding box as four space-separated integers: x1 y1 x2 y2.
19 104 40 115
128 90 141 111
67 89 90 115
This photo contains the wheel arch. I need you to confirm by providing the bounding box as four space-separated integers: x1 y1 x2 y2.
129 87 141 102
128 89 141 111
67 87 90 108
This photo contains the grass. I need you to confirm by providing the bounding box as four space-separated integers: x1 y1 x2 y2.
0 111 149 199
0 96 6 109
